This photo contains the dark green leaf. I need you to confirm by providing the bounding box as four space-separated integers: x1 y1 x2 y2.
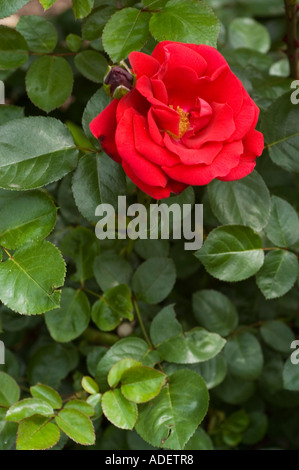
94 252 133 291
74 51 107 83
16 15 58 53
228 18 271 53
265 196 299 248
260 321 295 354
132 258 176 304
0 26 28 69
0 372 20 407
224 332 264 380
91 284 133 331
0 0 30 19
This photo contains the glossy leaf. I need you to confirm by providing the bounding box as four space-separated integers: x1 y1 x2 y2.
102 389 137 430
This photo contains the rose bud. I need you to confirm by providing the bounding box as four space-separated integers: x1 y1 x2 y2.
90 41 264 200
103 63 136 99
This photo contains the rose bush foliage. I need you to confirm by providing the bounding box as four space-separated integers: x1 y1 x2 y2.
0 0 299 452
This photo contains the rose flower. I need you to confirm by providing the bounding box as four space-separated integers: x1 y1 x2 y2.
90 41 264 199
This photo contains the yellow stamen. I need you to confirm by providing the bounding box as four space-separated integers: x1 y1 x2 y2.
168 105 190 139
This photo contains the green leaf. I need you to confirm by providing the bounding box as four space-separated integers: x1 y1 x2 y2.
195 225 264 282
224 332 264 380
120 366 166 403
26 56 73 113
242 412 268 445
73 0 94 19
16 15 58 53
189 355 227 389
75 50 107 83
265 196 299 248
283 358 299 391
149 0 219 47
132 258 176 304
135 239 169 260
45 288 91 342
96 337 155 390
0 241 66 315
60 227 99 283
82 6 117 41
184 427 214 450
102 8 150 62
0 0 30 19
28 344 77 389
39 0 57 10
30 384 62 409
135 369 209 450
64 400 95 417
0 190 57 250
0 105 24 125
207 171 271 232
192 290 238 336
228 18 271 53
0 116 78 190
101 389 137 430
214 374 255 405
91 284 133 332
150 305 226 363
82 88 110 147
81 376 99 395
256 250 298 299
66 33 82 52
260 320 295 354
0 26 28 69
5 398 54 422
55 408 95 445
0 372 20 407
72 152 126 223
86 393 102 418
262 93 299 173
93 252 133 291
17 416 60 450
108 359 142 388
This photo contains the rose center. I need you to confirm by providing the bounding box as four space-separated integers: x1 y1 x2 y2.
169 105 190 139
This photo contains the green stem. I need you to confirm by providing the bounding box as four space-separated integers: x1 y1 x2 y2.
133 298 153 348
284 0 299 79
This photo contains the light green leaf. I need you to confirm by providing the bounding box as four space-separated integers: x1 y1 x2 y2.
73 0 94 19
0 241 66 315
256 250 298 299
102 8 150 62
262 93 299 173
5 398 54 422
45 288 90 342
17 416 60 450
0 190 57 250
66 33 82 52
0 0 30 19
55 409 95 445
86 393 102 418
93 252 133 291
64 400 95 417
228 18 271 53
16 15 58 53
135 369 209 450
39 0 57 10
82 376 99 395
0 26 28 69
150 305 225 363
265 196 299 248
224 332 263 380
121 366 166 403
260 321 295 354
195 225 264 282
26 56 73 113
208 171 271 232
132 258 176 304
0 116 78 190
101 389 137 430
91 284 133 332
108 359 142 388
0 372 20 407
192 290 238 336
75 50 107 83
30 384 62 409
149 0 219 47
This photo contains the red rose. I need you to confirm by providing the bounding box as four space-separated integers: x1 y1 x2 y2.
90 41 264 200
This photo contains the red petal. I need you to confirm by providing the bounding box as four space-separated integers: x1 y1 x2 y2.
136 75 168 106
116 88 149 123
162 141 243 185
184 44 229 76
89 99 120 163
163 66 200 110
134 114 179 166
115 108 168 188
129 51 160 78
243 129 264 155
164 134 223 165
122 161 171 200
151 106 180 137
163 43 207 77
228 90 258 141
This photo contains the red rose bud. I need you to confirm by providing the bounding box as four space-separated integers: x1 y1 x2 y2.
103 64 135 99
90 42 264 200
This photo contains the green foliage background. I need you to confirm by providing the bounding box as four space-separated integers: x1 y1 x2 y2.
0 0 299 450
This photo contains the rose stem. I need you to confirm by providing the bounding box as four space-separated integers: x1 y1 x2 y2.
284 0 299 79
